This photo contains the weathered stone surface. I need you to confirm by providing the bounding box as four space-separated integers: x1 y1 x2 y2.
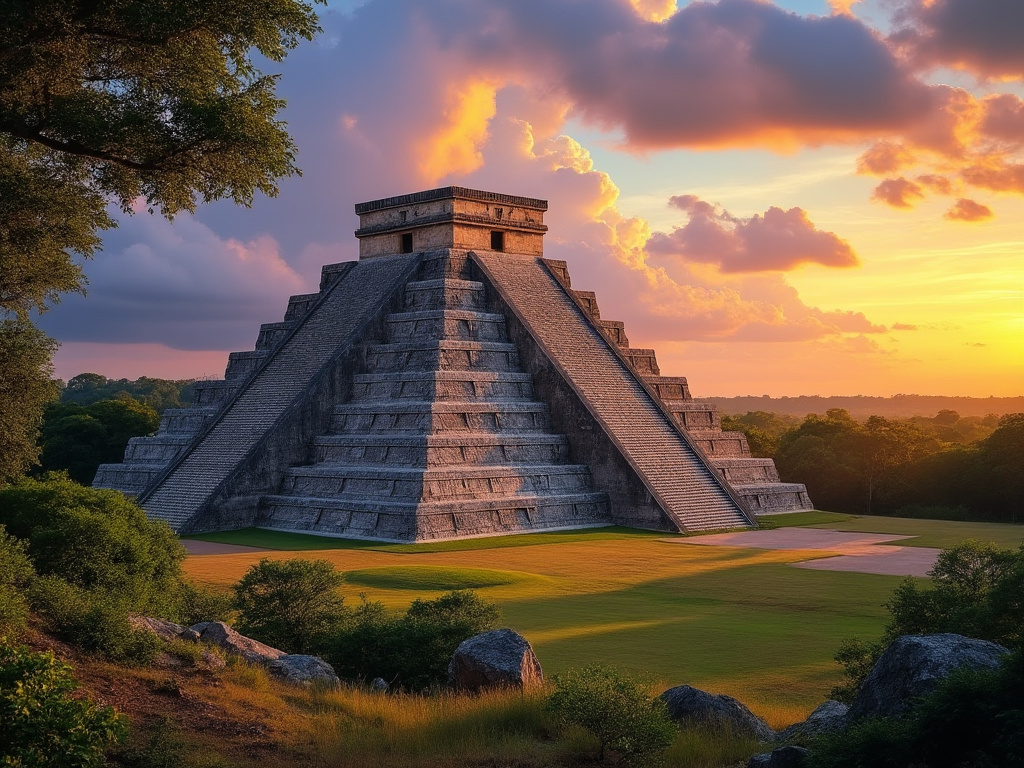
371 677 389 692
748 746 810 768
189 621 287 665
177 628 202 643
448 629 543 691
778 700 848 742
849 633 1009 721
129 616 186 642
660 685 774 741
268 655 340 687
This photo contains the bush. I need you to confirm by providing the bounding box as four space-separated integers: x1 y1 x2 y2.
328 590 499 691
234 558 347 653
108 718 186 768
173 580 233 627
0 638 126 767
0 475 186 619
30 576 161 665
0 525 34 637
546 665 676 766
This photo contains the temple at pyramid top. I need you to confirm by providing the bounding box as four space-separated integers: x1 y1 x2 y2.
95 186 811 541
355 186 549 259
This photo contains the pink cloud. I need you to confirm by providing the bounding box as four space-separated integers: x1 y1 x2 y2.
944 198 994 222
872 177 925 208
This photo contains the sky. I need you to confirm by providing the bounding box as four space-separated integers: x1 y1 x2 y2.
40 0 1024 397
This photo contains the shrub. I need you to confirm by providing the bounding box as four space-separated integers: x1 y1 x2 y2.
108 718 186 768
0 638 126 767
29 576 161 665
0 475 186 618
234 558 347 653
173 580 233 627
0 525 34 637
328 590 499 691
546 665 676 766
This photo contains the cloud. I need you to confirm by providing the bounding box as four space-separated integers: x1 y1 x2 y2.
944 198 994 222
37 213 305 350
871 177 925 208
891 323 918 331
892 0 1024 79
645 195 858 273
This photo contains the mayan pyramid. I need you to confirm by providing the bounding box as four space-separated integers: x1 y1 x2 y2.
94 187 811 540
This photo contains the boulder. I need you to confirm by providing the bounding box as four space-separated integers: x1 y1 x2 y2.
448 629 543 692
268 655 340 687
129 616 186 642
777 700 848 742
660 685 774 741
189 621 287 665
748 746 810 768
849 633 1009 721
371 677 389 692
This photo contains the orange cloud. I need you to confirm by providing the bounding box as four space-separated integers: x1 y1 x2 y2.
944 198 994 222
872 177 925 208
416 79 498 181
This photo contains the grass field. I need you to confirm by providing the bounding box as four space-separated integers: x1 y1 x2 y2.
183 513 1022 727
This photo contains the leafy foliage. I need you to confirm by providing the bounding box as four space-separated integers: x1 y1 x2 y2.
328 590 499 691
0 319 59 483
546 665 676 766
234 558 347 654
60 373 197 413
0 526 35 637
0 639 126 767
721 411 799 458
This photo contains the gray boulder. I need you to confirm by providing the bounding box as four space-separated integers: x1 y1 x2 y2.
129 616 186 642
777 700 848 742
371 677 389 692
748 746 810 768
849 633 1009 721
189 621 287 665
660 685 774 741
448 629 543 692
268 655 340 687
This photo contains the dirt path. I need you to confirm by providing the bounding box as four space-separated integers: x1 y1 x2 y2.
674 528 939 577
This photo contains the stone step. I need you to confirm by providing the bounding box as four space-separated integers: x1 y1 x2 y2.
158 406 219 436
712 458 781 484
284 293 320 321
278 464 596 501
225 350 269 380
364 340 519 373
686 430 751 458
123 434 193 464
403 278 487 312
572 290 600 319
351 371 534 402
598 320 629 348
311 433 570 466
255 321 297 350
258 490 612 542
645 376 691 401
731 483 814 514
663 401 721 431
416 250 474 281
331 401 551 434
623 348 660 377
386 309 508 343
92 463 163 495
191 379 238 406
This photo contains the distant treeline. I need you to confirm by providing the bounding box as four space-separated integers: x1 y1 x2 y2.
724 409 1023 523
702 394 1024 420
59 373 196 413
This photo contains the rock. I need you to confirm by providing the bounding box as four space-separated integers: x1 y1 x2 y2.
189 621 287 665
849 633 1009 721
371 677 389 692
448 629 543 692
748 746 810 768
268 655 340 687
778 700 848 742
177 628 202 643
199 649 227 671
660 685 774 741
129 616 186 642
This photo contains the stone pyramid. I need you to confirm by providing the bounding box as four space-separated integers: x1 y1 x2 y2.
95 187 810 540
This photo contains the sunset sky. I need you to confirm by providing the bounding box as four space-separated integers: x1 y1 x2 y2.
40 0 1023 397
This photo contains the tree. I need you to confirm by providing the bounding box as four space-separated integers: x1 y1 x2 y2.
61 373 197 413
234 558 347 654
0 319 59 484
546 665 676 766
0 640 126 767
0 525 35 637
0 0 324 318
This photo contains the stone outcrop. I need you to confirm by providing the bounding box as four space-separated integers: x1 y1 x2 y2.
448 628 543 691
777 700 848 742
849 633 1009 721
129 615 187 642
96 186 812 539
268 655 341 687
189 621 287 665
660 685 774 741
748 746 810 768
